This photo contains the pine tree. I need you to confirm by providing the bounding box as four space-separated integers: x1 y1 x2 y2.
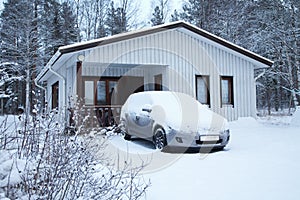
96 0 109 38
151 6 164 26
40 0 78 63
150 0 170 26
180 0 210 30
246 0 300 109
61 2 78 44
170 9 180 22
0 0 39 114
0 0 78 114
40 0 61 63
105 0 128 36
106 1 117 35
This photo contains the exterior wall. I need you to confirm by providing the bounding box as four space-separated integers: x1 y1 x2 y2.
46 74 60 108
47 56 77 111
71 29 258 121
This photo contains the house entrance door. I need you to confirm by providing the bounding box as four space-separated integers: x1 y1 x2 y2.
113 76 144 105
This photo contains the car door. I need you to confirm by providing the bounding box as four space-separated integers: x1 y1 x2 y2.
125 106 153 139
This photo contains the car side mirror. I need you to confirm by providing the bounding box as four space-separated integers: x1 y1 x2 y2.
142 108 152 113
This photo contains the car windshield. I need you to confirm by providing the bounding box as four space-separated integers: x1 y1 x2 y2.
126 91 226 131
148 92 213 130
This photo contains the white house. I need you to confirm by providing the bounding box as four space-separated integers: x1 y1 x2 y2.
36 21 273 126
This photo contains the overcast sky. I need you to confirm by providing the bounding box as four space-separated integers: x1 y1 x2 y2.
0 0 184 27
0 0 3 12
0 0 183 16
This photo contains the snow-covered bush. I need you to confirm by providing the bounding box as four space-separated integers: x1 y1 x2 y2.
291 106 300 126
0 108 149 199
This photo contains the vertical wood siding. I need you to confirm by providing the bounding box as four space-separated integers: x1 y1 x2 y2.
62 29 259 121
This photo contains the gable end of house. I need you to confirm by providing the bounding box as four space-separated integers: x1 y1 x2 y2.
58 21 273 67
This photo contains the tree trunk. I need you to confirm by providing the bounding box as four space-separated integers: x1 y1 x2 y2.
25 69 30 119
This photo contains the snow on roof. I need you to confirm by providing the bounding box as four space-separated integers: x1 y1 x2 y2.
58 21 273 66
36 21 273 82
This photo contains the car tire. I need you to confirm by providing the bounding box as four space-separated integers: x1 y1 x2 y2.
153 128 167 150
124 133 131 140
215 146 225 151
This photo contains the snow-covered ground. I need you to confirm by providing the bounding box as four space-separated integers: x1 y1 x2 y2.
1 114 300 200
107 116 300 200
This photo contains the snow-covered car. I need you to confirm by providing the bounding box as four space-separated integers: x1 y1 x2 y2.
120 91 230 150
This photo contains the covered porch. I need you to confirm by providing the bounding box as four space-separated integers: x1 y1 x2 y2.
76 62 167 127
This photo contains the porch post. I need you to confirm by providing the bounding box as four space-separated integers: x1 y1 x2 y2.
76 61 83 99
69 61 83 128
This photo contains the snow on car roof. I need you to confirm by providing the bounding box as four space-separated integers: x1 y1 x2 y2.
127 91 227 131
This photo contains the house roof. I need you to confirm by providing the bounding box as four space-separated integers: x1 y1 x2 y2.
36 21 273 82
59 21 273 66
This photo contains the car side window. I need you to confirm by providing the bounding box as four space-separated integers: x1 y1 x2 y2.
127 94 152 113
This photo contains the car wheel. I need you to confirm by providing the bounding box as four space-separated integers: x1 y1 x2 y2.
216 146 225 151
124 132 131 140
154 128 167 150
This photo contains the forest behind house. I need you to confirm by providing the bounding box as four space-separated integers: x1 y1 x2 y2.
0 0 299 115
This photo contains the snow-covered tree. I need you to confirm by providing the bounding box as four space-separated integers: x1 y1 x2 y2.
170 9 180 22
150 0 170 26
96 0 110 38
176 0 300 112
106 0 128 35
40 0 78 63
106 1 118 35
248 0 300 110
105 0 138 36
180 0 212 31
0 62 24 114
0 0 78 115
40 0 62 62
151 6 164 26
0 0 40 115
60 2 78 45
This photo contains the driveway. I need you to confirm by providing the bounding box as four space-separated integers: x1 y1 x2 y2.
106 117 300 200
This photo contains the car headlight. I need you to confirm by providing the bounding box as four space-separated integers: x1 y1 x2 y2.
224 129 230 135
220 129 230 135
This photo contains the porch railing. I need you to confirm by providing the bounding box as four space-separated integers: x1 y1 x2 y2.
80 105 122 128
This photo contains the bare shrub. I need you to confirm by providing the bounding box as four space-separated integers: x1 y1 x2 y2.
0 105 149 199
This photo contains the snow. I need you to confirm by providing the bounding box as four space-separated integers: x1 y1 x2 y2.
106 116 300 200
290 106 300 126
0 115 149 199
0 94 9 98
1 114 300 199
0 155 28 187
122 91 228 132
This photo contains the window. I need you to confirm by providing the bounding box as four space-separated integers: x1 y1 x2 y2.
196 75 210 106
52 81 59 109
221 76 234 106
96 80 106 105
84 81 94 105
83 77 119 105
97 79 118 105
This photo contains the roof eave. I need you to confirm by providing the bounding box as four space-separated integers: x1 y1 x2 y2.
58 21 185 54
44 21 272 76
178 23 273 67
36 50 62 82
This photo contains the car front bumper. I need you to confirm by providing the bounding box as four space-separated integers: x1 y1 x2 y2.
166 129 230 149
